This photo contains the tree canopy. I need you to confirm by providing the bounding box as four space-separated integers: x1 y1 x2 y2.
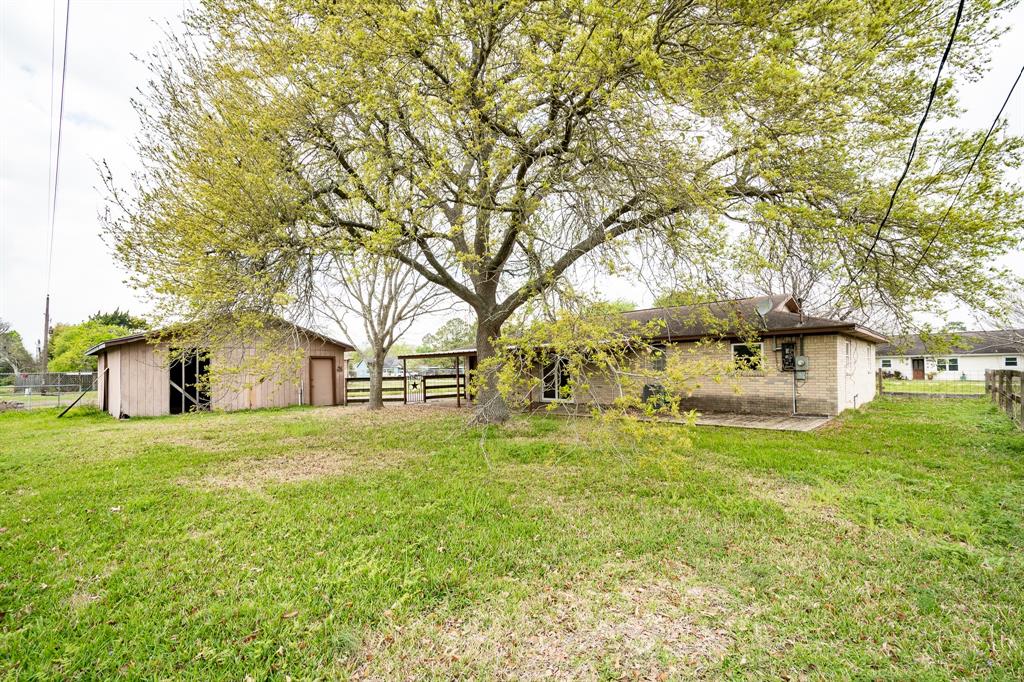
418 318 477 353
47 321 134 372
0 320 34 375
104 0 1024 421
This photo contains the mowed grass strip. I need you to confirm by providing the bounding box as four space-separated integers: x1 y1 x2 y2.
0 398 1022 679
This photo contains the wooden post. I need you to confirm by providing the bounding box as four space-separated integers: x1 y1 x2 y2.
876 369 883 396
402 358 408 405
455 356 461 407
341 357 348 406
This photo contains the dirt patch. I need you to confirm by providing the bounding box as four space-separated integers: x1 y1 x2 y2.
193 448 420 489
347 576 733 680
69 591 101 609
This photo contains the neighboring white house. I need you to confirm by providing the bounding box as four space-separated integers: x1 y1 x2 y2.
877 329 1024 380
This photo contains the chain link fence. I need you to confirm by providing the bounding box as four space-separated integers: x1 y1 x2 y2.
877 370 986 397
0 372 97 411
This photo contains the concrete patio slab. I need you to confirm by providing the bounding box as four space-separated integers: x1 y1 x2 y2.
693 412 831 432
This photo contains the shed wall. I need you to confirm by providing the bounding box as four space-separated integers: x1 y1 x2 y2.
95 334 348 417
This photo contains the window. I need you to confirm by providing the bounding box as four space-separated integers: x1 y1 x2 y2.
1007 357 1019 367
936 358 958 372
845 340 852 362
731 342 763 371
881 359 892 369
541 356 571 402
651 343 667 372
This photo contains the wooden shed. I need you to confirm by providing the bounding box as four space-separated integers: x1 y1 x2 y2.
84 322 354 418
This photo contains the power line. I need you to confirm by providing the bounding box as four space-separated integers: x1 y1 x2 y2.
45 0 70 295
910 60 1024 271
45 0 57 244
859 0 965 266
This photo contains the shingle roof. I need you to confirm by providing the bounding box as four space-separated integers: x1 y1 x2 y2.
84 319 355 356
878 329 1024 357
621 295 887 343
398 295 885 361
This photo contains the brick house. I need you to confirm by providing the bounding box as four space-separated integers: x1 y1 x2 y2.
401 295 885 416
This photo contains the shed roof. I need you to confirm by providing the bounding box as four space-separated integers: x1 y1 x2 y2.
84 320 355 357
878 329 1024 357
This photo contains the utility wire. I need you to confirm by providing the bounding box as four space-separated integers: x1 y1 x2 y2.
45 0 57 263
45 0 71 295
859 0 965 266
910 60 1024 272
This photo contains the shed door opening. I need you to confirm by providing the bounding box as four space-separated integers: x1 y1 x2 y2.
169 349 210 414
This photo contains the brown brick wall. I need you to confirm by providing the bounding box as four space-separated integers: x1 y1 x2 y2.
533 334 861 416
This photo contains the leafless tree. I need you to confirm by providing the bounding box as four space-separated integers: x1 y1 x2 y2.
312 254 452 409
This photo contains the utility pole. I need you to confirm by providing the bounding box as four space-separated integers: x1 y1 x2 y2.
41 294 50 372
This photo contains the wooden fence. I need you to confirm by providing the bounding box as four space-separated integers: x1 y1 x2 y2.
985 369 1023 430
344 373 468 405
344 376 406 403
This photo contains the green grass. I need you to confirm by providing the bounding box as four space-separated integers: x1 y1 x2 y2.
1 398 1022 679
882 378 986 395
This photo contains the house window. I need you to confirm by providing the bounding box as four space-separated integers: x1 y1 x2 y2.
880 359 892 369
845 340 852 362
651 343 667 371
731 342 763 371
1007 357 1019 367
541 356 571 402
936 358 958 372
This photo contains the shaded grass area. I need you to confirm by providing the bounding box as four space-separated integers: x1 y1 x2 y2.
1 399 1022 679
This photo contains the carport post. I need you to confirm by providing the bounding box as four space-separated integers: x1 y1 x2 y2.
455 355 461 407
402 358 408 405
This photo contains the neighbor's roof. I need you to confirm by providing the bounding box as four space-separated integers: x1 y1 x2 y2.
877 329 1024 357
398 296 885 360
84 320 355 356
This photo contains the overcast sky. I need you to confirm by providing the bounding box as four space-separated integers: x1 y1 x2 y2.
2 1 1022 351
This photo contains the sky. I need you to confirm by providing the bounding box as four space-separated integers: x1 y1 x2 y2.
1 1 1023 353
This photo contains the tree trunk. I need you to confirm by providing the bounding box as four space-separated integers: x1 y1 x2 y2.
368 347 386 410
472 313 510 424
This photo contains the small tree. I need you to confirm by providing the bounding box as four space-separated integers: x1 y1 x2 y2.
313 253 450 409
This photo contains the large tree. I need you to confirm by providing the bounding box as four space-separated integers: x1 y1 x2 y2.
0 320 34 375
105 0 1023 422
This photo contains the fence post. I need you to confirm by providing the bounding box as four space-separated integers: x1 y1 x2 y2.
876 369 883 396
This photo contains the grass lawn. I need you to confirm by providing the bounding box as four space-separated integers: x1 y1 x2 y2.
882 378 986 395
1 399 1022 679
